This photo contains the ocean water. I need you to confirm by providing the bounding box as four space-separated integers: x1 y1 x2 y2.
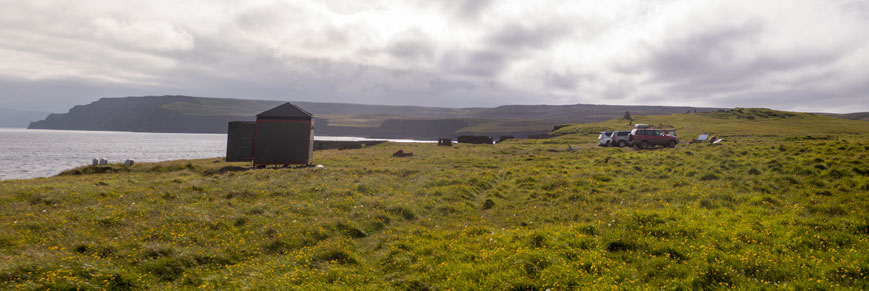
0 128 429 181
0 128 227 181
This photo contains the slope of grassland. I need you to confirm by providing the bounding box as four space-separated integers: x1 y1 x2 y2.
1 109 868 290
553 108 869 140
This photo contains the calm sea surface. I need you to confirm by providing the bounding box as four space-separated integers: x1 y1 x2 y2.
0 128 427 181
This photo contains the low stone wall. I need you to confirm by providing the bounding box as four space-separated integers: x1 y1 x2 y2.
457 136 493 144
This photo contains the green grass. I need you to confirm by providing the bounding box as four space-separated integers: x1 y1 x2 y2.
1 108 868 289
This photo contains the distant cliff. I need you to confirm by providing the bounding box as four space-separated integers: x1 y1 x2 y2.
29 95 724 139
29 96 260 133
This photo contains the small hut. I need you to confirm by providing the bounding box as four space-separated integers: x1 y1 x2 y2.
253 103 314 166
225 121 256 162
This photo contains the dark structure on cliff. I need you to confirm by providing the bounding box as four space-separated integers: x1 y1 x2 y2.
226 103 314 165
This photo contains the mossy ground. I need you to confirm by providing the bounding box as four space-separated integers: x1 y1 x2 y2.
1 109 867 290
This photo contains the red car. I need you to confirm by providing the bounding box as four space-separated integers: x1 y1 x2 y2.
629 128 678 149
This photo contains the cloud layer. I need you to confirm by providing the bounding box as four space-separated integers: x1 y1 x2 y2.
1 0 866 112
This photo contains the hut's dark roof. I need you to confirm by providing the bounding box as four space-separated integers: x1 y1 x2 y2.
256 103 313 120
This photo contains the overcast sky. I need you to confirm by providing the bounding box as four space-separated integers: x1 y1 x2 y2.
1 0 867 113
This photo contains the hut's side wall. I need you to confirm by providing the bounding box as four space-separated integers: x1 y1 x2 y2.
307 120 315 163
226 121 255 162
253 120 313 165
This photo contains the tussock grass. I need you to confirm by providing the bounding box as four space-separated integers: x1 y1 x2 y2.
1 109 868 289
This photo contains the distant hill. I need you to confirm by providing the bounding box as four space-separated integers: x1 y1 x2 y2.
820 112 869 121
29 95 722 139
0 108 51 128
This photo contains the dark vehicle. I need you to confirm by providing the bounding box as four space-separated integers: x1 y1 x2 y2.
609 131 631 147
629 128 678 149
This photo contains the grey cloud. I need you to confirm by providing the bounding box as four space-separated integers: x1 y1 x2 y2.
452 0 493 20
839 0 869 17
429 78 477 92
616 11 867 112
543 70 596 91
437 21 574 78
388 41 435 62
641 19 767 81
626 68 868 113
0 48 539 113
486 21 572 51
419 0 493 21
0 78 161 112
386 29 435 62
697 84 869 113
440 49 510 78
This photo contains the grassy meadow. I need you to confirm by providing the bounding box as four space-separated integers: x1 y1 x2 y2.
1 109 867 290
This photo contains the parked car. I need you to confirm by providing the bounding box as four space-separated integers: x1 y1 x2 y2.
598 131 614 146
609 131 631 147
629 128 679 149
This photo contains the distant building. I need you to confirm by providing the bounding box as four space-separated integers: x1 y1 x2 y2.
225 103 314 165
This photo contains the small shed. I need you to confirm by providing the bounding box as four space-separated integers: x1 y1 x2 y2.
253 103 314 165
225 121 256 162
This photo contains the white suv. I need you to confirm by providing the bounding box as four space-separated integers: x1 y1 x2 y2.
598 131 615 146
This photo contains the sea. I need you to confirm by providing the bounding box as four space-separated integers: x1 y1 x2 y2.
0 128 429 181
